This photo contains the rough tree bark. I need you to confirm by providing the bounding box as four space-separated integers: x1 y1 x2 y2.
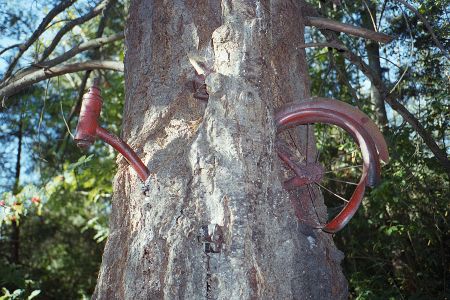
93 1 347 299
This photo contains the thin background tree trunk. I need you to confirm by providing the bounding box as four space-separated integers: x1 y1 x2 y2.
94 1 347 299
361 4 389 129
10 118 22 264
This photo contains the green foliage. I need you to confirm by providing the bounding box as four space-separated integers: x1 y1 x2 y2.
307 0 449 298
0 286 40 300
0 151 116 298
0 0 125 298
0 184 45 226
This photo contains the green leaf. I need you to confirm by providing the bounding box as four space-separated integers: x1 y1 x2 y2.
27 290 41 300
67 154 94 171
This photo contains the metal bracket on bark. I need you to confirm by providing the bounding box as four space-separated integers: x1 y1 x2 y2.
198 224 224 254
74 79 150 183
193 72 209 101
188 55 212 101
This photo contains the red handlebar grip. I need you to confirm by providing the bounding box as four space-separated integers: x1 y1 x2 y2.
74 85 103 148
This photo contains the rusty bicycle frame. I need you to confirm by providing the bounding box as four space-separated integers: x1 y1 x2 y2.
74 81 388 233
275 97 389 233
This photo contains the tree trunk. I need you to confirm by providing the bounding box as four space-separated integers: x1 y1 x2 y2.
10 118 22 264
94 1 347 299
361 4 389 129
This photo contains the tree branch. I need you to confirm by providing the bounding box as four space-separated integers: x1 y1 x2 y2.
0 60 124 99
305 16 394 43
0 44 21 56
38 0 112 63
67 0 118 125
43 31 123 68
302 1 449 173
11 32 124 81
298 42 348 51
392 0 448 57
56 0 118 155
1 0 77 81
321 31 450 174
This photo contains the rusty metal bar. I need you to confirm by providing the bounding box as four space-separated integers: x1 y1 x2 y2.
96 127 149 181
74 81 150 182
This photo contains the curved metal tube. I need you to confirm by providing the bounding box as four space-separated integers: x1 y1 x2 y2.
74 82 150 182
276 108 381 187
276 110 374 233
275 98 388 233
96 127 150 182
278 97 389 163
323 174 366 233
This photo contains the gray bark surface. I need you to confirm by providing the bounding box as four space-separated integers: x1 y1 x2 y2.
94 1 348 299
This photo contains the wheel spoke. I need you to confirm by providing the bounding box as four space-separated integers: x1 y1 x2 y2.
324 164 364 174
306 124 309 163
314 182 350 203
328 204 346 214
326 153 359 170
315 125 326 163
323 177 359 186
307 184 323 224
287 131 301 158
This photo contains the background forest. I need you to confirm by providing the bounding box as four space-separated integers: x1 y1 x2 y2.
0 0 448 299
